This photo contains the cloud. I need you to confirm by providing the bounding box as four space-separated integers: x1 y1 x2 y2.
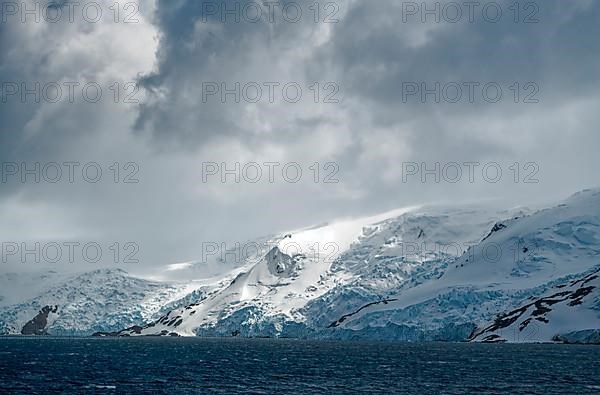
1 0 600 275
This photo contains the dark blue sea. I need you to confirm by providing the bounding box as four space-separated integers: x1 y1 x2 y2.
0 338 599 394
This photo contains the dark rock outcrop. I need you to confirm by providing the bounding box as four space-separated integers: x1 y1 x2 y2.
21 305 59 335
553 329 600 344
92 325 144 337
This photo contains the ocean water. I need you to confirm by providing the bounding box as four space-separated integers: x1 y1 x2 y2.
0 338 599 394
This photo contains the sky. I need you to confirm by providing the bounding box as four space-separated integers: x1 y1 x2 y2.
1 0 599 278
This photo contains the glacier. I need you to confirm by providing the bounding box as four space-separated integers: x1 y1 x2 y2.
1 189 599 343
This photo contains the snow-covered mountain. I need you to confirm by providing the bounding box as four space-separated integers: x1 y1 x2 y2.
325 189 600 342
469 267 600 343
2 189 599 343
105 202 534 339
0 269 210 336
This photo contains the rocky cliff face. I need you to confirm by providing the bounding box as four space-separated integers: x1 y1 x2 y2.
21 305 59 335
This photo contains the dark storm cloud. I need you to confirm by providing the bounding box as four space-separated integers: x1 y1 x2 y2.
134 0 324 146
317 0 599 103
134 0 600 164
298 0 600 192
1 0 600 274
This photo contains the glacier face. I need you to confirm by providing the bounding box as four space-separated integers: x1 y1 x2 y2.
0 269 207 336
330 189 600 342
111 203 538 339
2 189 599 342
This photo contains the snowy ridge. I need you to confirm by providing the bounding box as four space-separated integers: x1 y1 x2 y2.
112 203 519 338
0 269 204 336
329 189 600 342
2 189 599 342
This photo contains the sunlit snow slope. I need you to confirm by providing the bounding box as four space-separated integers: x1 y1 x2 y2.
114 203 526 338
3 189 599 343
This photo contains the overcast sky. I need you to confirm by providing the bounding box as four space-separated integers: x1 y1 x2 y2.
1 0 599 277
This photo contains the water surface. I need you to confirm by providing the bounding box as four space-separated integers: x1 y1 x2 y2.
0 337 599 394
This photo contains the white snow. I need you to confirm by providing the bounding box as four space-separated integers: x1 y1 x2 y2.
2 189 599 342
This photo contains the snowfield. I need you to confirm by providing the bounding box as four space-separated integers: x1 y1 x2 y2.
0 269 210 336
2 189 599 343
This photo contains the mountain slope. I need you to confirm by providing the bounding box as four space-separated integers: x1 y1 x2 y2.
0 269 204 336
4 189 599 342
469 267 600 343
329 189 600 342
113 203 525 338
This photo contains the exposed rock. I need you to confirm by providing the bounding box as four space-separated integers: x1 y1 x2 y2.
482 222 507 242
21 305 58 335
470 268 600 343
553 329 600 344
